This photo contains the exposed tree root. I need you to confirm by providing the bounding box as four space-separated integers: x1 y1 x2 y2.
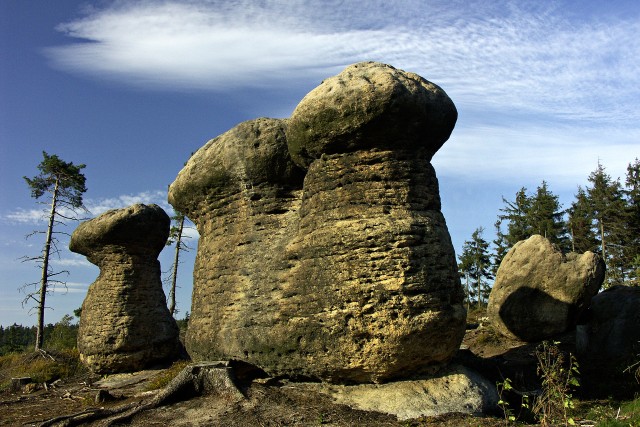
36 361 244 427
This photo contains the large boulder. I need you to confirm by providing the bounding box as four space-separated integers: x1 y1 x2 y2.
577 285 640 373
286 61 457 167
168 62 465 383
487 235 605 342
305 365 497 420
69 204 180 374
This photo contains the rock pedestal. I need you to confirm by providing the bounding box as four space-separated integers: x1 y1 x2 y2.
487 235 604 342
69 203 180 374
169 62 466 383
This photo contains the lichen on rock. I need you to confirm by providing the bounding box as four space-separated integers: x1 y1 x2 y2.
169 61 465 383
70 203 180 374
487 234 605 342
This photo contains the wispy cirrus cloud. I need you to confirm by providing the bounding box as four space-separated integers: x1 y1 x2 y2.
3 190 172 225
84 190 171 216
44 0 640 125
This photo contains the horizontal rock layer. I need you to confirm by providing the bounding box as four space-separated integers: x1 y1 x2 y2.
169 62 465 383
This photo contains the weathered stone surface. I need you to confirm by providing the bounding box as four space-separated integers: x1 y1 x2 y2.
69 204 180 374
576 285 640 369
287 61 458 168
487 235 604 342
306 365 498 420
168 62 465 383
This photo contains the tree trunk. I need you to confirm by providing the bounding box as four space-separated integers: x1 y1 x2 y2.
465 273 470 311
35 179 59 351
168 215 184 316
600 219 606 261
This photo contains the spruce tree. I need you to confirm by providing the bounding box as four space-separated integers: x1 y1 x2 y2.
568 186 597 253
529 181 569 251
499 187 532 247
458 227 493 309
491 219 509 277
624 158 640 286
22 152 87 351
587 162 628 286
499 182 567 251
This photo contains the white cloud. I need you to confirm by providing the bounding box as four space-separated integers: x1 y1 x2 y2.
44 0 640 126
2 190 172 225
4 209 47 224
85 190 171 216
56 255 92 268
434 124 639 189
53 281 90 294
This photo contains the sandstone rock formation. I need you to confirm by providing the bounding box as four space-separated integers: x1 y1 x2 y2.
576 285 640 370
307 364 498 420
487 235 605 342
69 203 180 374
168 62 466 383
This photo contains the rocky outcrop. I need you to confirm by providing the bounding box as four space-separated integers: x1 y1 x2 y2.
69 204 180 374
307 364 498 420
576 285 640 370
168 62 466 383
487 235 604 342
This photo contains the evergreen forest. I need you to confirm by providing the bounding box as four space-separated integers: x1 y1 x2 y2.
458 159 640 307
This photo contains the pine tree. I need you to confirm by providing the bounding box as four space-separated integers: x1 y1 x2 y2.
529 181 569 251
568 186 597 253
22 152 87 350
623 159 640 286
164 211 192 317
458 227 493 309
587 162 629 286
491 219 509 277
499 182 567 251
499 187 532 247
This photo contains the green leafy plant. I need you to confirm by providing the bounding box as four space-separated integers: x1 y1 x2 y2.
497 377 516 424
533 341 580 426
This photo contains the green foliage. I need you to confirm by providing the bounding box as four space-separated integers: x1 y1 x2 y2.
175 311 190 331
587 162 630 286
164 211 193 316
533 341 580 427
589 397 640 427
22 151 88 350
498 182 569 252
568 186 598 253
46 314 78 351
497 377 516 424
0 316 79 356
143 360 189 391
0 348 86 392
23 151 87 207
487 159 640 291
458 227 493 308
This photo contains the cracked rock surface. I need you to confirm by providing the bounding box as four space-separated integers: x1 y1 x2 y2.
169 62 465 383
70 203 180 374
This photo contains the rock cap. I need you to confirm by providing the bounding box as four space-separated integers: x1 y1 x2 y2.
286 61 457 168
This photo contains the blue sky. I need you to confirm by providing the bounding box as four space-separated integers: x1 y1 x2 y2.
1 0 638 327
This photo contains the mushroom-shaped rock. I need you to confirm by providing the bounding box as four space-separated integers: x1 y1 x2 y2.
169 63 466 383
286 61 457 168
69 204 179 374
487 235 604 342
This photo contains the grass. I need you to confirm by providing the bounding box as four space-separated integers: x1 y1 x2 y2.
0 348 87 392
579 397 640 427
143 360 190 391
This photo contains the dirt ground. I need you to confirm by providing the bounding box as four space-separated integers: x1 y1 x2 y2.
0 324 615 426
